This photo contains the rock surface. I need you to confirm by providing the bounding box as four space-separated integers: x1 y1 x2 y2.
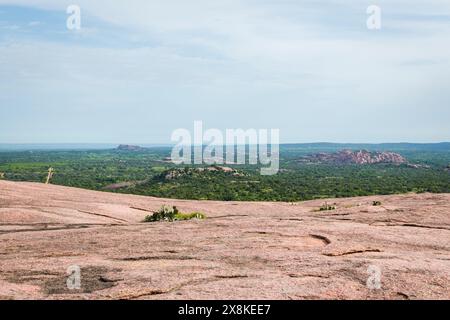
0 180 449 300
302 150 407 165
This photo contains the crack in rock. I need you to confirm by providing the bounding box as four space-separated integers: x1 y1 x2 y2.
118 255 195 261
309 234 331 245
115 275 249 300
324 248 381 256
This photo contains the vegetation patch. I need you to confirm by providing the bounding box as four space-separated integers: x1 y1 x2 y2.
372 201 382 206
316 202 337 211
174 212 206 221
144 206 206 222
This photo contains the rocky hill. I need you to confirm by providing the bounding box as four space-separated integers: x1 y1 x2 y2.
116 144 145 151
302 150 407 165
0 180 449 300
163 166 244 180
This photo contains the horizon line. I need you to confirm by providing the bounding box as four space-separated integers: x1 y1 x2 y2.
0 141 449 147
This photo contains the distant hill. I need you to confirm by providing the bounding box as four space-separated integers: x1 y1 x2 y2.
116 144 146 151
0 142 448 152
301 150 407 165
282 142 450 152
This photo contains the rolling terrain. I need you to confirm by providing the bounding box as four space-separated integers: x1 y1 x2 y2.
0 180 449 299
1 144 449 201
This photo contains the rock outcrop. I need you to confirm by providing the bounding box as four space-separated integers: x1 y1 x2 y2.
164 166 243 180
302 150 407 165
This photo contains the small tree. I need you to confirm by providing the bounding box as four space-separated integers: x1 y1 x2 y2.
319 202 336 211
143 206 206 222
144 205 179 222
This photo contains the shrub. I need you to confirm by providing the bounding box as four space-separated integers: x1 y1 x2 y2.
144 206 206 222
174 212 206 221
318 202 336 211
372 201 382 206
144 205 178 222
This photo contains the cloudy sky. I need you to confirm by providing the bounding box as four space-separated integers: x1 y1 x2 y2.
0 0 449 143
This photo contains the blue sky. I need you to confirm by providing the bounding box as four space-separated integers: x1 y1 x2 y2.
0 0 449 144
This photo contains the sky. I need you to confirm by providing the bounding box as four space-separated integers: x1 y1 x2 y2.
0 0 449 144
